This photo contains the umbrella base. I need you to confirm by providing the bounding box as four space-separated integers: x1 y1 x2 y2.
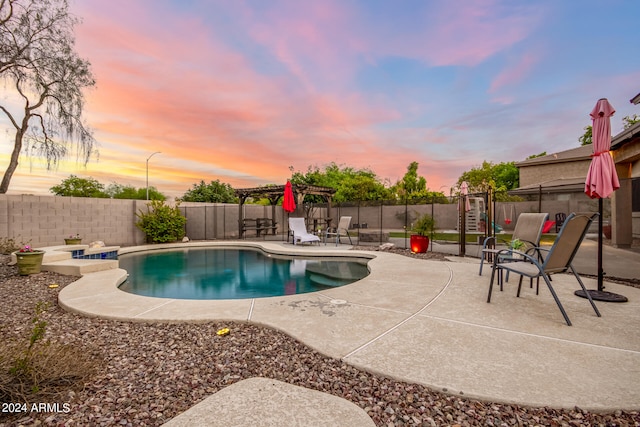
574 289 628 303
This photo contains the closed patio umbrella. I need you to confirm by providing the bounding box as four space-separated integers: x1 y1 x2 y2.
283 181 296 213
585 98 619 199
460 181 471 212
283 181 297 243
576 98 627 302
458 181 471 256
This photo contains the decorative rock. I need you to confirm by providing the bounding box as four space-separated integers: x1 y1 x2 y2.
1 253 639 426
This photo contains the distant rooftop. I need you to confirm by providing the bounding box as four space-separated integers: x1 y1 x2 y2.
611 121 640 151
516 145 592 167
509 177 585 195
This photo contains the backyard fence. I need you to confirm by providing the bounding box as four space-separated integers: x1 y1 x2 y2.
1 194 606 249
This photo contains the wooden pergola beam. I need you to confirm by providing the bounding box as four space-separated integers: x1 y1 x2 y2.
234 184 336 237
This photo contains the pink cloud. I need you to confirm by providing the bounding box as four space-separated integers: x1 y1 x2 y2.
489 52 539 95
7 0 547 199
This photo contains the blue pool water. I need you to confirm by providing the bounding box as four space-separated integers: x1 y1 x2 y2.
118 248 370 300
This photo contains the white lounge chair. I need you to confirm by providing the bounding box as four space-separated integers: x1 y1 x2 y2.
325 216 352 246
288 218 321 245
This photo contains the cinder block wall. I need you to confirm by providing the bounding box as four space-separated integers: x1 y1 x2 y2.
0 194 149 248
0 195 610 250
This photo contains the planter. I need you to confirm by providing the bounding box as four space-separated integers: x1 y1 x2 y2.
603 225 611 240
15 251 45 275
410 235 430 253
65 238 82 245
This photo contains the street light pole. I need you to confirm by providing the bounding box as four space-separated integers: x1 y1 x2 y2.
146 151 161 200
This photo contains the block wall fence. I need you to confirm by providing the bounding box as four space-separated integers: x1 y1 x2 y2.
0 194 605 249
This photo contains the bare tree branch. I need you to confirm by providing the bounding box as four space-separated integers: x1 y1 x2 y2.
0 0 97 193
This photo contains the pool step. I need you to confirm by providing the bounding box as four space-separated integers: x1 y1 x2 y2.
9 245 121 277
43 258 119 276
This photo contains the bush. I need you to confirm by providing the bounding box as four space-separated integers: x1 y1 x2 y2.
0 237 23 255
136 200 187 243
0 303 99 403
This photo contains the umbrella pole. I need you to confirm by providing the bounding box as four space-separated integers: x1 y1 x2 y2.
598 198 604 292
575 198 628 303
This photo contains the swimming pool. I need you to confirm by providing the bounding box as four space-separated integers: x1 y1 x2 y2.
118 247 370 300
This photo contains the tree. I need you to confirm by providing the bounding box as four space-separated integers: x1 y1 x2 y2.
0 0 96 193
50 175 107 198
579 125 593 146
105 183 166 200
394 161 427 200
578 114 638 146
388 162 448 203
526 152 547 159
290 163 390 203
623 114 639 129
457 161 520 202
180 180 237 203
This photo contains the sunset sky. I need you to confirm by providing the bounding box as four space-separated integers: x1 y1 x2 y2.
2 0 640 198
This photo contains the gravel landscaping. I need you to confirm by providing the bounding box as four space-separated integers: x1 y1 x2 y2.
1 253 639 426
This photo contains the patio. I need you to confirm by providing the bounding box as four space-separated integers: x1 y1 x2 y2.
58 240 640 412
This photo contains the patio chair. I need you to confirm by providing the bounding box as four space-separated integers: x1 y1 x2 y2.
487 213 601 326
325 216 353 246
478 213 549 276
288 217 321 245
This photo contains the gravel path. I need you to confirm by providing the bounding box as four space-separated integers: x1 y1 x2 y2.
1 254 638 426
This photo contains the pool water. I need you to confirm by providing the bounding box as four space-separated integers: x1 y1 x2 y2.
118 248 370 300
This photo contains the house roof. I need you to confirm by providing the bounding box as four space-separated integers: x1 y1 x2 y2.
515 144 592 167
631 92 640 105
508 177 585 195
611 120 640 151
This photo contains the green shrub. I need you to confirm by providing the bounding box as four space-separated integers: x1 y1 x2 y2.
136 200 187 243
411 214 436 236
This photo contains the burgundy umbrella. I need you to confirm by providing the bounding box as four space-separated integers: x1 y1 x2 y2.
576 98 627 302
283 181 296 213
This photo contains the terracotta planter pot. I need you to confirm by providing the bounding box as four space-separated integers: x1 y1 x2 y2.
603 225 612 240
65 238 82 245
15 251 44 275
410 235 430 253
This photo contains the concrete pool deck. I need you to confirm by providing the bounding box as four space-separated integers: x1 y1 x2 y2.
57 241 640 422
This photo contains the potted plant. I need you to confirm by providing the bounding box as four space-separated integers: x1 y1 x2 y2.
14 245 45 275
509 238 525 251
410 214 436 253
65 234 82 245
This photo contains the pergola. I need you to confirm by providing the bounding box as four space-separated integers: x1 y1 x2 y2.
234 184 336 237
